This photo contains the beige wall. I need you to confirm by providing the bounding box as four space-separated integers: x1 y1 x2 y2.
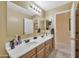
46 2 72 19
0 2 7 57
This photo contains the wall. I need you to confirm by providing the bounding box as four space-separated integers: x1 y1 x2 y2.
0 2 7 57
46 2 72 18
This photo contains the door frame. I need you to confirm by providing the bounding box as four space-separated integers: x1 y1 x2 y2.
54 2 78 58
54 9 75 57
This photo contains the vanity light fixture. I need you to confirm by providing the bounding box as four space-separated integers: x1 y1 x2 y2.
30 3 42 13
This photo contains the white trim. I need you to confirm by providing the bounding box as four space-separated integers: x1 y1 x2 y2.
55 9 71 15
54 15 57 50
70 2 76 58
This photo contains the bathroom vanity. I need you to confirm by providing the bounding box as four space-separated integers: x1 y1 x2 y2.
5 34 54 58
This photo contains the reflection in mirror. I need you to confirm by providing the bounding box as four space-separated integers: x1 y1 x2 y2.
46 16 54 34
7 1 46 38
32 15 46 34
24 18 33 34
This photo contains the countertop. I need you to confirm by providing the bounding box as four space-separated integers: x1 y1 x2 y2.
5 34 53 58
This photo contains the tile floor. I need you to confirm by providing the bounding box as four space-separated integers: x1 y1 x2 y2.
48 50 70 58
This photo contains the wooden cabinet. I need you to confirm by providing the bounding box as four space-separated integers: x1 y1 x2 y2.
45 39 52 52
44 38 54 57
36 43 45 58
52 38 55 49
49 39 53 53
37 48 45 58
21 38 54 58
45 39 51 57
37 43 45 52
21 48 36 58
49 38 55 53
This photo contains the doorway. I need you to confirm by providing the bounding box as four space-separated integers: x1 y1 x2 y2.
55 11 71 56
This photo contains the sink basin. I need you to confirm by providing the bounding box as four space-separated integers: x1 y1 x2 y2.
25 41 37 47
30 41 37 44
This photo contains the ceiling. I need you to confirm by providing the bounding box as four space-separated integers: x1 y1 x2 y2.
7 1 71 17
34 1 71 11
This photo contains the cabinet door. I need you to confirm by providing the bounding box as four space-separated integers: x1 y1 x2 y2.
45 44 50 57
52 38 55 49
37 48 45 58
37 43 45 52
49 39 53 53
45 39 52 52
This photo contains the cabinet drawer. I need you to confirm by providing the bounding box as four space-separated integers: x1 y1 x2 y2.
37 43 45 52
21 48 36 58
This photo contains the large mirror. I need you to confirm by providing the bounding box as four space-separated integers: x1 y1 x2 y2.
7 1 46 38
